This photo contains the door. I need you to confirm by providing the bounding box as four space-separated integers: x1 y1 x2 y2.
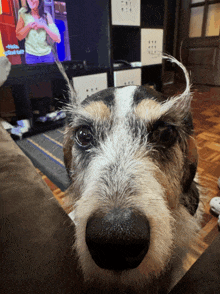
179 0 220 85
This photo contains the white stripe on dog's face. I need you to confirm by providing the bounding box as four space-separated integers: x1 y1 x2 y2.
114 86 137 119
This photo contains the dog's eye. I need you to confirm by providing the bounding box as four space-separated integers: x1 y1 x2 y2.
149 121 178 147
75 127 93 147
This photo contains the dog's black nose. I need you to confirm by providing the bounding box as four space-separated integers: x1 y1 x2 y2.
86 208 150 271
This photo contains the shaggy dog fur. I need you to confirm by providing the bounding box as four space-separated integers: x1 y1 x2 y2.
59 56 205 294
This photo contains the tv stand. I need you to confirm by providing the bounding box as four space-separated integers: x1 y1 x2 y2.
2 65 110 139
11 118 66 141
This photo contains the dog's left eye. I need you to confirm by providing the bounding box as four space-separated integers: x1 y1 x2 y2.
75 127 94 147
148 121 178 147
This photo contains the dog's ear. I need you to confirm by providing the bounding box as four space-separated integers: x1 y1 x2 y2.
180 132 199 216
161 55 193 122
0 57 11 87
56 61 77 106
162 55 199 215
56 61 78 176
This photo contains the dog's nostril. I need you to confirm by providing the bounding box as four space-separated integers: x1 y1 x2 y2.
86 208 150 271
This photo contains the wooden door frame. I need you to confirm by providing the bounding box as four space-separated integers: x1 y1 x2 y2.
177 0 220 62
175 0 220 85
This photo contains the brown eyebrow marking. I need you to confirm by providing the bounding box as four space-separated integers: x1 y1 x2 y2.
135 99 162 121
83 101 111 120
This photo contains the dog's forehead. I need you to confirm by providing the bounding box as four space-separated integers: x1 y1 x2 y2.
80 85 165 121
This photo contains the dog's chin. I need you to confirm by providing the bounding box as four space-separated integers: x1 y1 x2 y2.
82 267 164 294
82 270 148 294
80 256 169 294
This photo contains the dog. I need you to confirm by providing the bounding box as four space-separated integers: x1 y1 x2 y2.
59 56 205 293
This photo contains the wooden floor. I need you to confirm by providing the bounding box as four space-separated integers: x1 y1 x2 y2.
164 84 220 274
37 84 220 279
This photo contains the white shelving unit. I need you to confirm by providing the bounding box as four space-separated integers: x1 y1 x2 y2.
111 0 141 26
73 73 108 103
141 29 163 66
114 68 141 87
111 0 164 90
65 0 165 97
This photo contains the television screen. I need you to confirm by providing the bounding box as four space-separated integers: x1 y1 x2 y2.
0 0 71 65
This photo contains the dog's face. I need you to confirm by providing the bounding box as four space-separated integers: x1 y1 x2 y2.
62 58 200 293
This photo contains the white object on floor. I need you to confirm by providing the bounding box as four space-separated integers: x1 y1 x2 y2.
47 111 66 121
0 119 13 130
210 197 220 215
210 197 220 227
46 111 58 120
17 119 30 132
11 119 31 138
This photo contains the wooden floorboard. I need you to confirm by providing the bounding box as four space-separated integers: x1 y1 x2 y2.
37 84 220 281
36 168 72 213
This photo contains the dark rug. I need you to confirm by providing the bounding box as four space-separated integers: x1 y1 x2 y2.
16 127 70 191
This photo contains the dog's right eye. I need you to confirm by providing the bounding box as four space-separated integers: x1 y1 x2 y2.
75 127 94 147
148 121 178 148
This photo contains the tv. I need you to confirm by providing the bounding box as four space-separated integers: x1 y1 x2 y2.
0 0 111 126
1 0 72 64
0 0 111 81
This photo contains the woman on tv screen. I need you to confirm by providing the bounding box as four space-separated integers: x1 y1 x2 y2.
16 0 61 64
